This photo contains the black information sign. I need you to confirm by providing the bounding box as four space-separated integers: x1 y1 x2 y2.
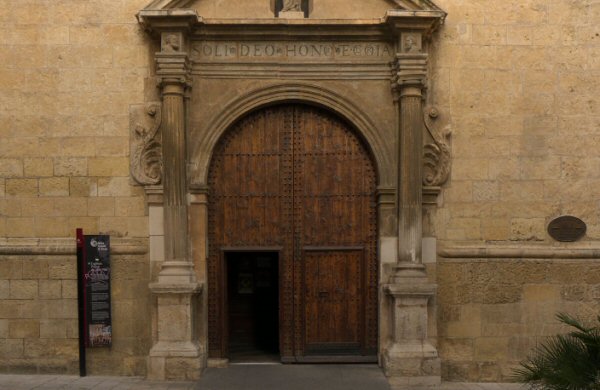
548 216 586 242
84 235 112 347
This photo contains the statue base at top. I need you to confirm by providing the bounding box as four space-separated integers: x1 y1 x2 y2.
279 11 305 19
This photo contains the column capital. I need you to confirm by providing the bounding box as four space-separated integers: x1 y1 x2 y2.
156 52 192 91
391 53 428 98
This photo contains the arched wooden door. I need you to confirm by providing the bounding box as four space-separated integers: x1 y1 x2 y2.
207 103 378 362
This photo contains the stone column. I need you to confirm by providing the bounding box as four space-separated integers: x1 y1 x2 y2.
383 32 440 387
147 31 204 381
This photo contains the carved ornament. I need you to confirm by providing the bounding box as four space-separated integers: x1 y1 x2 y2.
282 0 302 12
130 103 163 185
402 33 422 53
162 33 181 53
423 106 451 187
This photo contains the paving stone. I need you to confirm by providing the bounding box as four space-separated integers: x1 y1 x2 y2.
0 371 525 390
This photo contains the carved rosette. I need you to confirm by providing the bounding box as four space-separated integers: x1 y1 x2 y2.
423 106 451 187
130 102 163 185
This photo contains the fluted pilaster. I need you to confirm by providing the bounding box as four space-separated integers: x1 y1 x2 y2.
383 35 440 387
153 49 195 284
148 31 204 381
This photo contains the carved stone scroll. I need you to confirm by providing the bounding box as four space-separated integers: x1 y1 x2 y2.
130 102 162 185
423 106 451 187
282 0 301 11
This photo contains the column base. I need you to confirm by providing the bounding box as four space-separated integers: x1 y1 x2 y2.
384 264 440 387
383 341 441 387
148 282 204 381
155 260 197 284
148 341 206 381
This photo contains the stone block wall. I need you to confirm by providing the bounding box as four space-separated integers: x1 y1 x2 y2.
432 259 600 381
0 0 154 376
0 0 151 240
0 242 151 375
428 0 600 382
432 0 600 241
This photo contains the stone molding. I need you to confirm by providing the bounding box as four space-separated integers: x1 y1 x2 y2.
0 238 148 255
377 187 396 207
188 83 394 188
145 185 164 206
149 281 202 294
192 64 393 80
439 245 600 259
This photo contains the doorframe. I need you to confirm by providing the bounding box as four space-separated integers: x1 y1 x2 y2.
219 247 283 360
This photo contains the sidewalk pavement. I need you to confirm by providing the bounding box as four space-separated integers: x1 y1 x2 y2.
0 365 525 390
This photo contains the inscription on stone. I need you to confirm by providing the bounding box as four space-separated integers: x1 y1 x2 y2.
192 42 393 62
547 215 586 242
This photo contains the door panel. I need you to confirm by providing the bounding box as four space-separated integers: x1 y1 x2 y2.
207 104 377 360
303 249 362 354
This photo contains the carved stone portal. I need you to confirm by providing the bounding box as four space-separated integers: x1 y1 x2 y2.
130 102 162 186
137 0 447 383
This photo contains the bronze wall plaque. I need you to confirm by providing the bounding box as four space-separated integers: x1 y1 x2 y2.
548 216 586 242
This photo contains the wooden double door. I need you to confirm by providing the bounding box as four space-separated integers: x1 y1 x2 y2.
207 103 378 361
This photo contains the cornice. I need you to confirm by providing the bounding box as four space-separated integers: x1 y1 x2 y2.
143 0 196 10
144 0 445 13
137 9 201 33
138 3 446 37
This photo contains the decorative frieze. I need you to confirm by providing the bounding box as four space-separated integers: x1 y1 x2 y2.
130 103 163 186
192 41 394 62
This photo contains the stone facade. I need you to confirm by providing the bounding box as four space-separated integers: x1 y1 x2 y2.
0 240 151 375
0 0 599 384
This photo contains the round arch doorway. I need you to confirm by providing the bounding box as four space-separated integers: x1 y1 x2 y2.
207 103 378 363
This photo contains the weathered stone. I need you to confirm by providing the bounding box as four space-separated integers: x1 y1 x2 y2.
0 319 7 338
9 280 38 300
39 178 69 197
5 179 38 197
38 280 61 300
87 197 116 217
9 319 39 338
60 280 77 299
0 339 24 358
48 260 75 280
39 320 68 339
22 259 49 280
69 177 97 196
0 281 8 299
24 158 53 177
